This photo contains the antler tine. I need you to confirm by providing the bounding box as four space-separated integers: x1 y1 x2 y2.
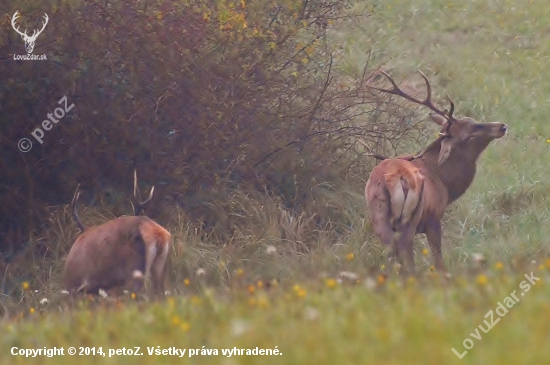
415 70 450 118
11 11 26 37
71 184 85 233
368 69 450 120
133 169 140 201
368 70 424 105
417 70 432 104
39 13 49 33
437 94 457 137
132 170 155 216
446 94 455 120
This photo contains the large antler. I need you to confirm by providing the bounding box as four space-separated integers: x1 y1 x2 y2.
71 184 86 233
132 170 155 216
11 12 48 39
11 11 26 38
33 13 49 39
368 70 456 134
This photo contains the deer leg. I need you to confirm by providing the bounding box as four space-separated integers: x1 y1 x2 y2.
367 205 398 265
387 243 398 263
425 218 446 271
395 226 416 273
150 243 170 296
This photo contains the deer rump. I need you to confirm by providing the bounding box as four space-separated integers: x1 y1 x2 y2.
63 216 170 294
366 159 425 234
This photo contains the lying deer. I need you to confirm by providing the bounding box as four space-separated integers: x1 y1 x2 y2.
63 171 172 295
364 70 507 271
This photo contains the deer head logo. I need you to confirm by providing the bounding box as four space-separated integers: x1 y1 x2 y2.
11 11 49 54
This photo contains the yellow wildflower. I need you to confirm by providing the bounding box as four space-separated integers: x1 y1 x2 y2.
180 322 190 332
325 278 337 289
476 274 488 286
172 316 181 326
257 296 269 308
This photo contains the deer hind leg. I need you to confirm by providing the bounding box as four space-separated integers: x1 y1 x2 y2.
150 241 170 296
425 218 446 271
394 183 424 274
139 222 171 296
366 184 399 262
394 225 417 273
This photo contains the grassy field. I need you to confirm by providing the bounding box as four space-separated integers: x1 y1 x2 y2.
3 0 550 364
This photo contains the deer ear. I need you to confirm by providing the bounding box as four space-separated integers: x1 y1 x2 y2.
430 113 447 126
438 138 454 165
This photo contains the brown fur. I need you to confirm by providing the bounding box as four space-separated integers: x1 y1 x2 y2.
366 114 507 272
381 160 424 230
63 216 171 295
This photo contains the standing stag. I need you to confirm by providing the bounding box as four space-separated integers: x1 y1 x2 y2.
63 171 171 295
364 70 507 271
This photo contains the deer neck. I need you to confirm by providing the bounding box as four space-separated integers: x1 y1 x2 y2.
421 137 492 204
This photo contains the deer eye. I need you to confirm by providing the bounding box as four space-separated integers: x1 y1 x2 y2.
473 124 484 131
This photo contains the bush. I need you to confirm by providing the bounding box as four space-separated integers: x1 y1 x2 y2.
0 0 422 256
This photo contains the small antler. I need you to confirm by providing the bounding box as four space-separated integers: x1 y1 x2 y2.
438 94 456 137
71 184 85 233
368 70 456 129
132 170 155 216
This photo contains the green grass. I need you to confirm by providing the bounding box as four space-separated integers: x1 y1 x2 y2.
3 0 550 363
3 268 550 365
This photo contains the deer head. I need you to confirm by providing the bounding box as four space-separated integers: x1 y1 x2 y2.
11 11 49 54
367 70 506 165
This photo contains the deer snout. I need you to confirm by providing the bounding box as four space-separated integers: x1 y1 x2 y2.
489 122 507 138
